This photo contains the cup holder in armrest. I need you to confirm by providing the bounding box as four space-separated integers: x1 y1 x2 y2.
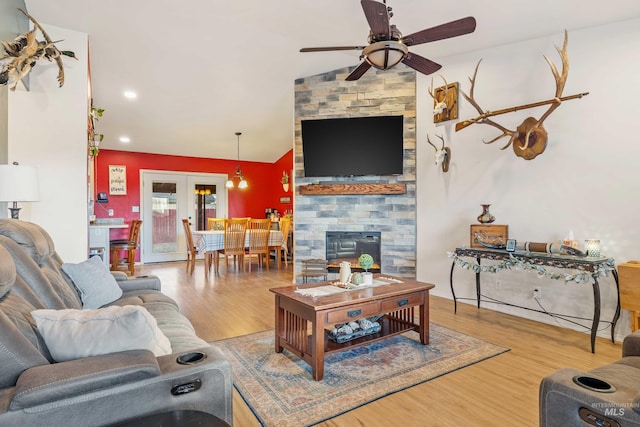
177 351 207 365
573 375 616 393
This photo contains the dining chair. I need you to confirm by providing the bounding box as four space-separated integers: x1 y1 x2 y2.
246 218 271 272
110 219 142 275
270 216 291 269
215 218 248 273
207 217 226 230
181 219 202 276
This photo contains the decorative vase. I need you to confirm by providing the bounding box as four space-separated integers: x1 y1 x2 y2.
362 272 373 285
477 204 496 224
339 261 351 284
351 272 363 285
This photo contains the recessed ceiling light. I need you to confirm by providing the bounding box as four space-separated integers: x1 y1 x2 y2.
119 136 131 143
123 91 137 99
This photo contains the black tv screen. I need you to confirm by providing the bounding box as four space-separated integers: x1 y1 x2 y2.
301 115 404 177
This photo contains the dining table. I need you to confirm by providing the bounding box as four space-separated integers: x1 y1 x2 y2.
192 229 285 276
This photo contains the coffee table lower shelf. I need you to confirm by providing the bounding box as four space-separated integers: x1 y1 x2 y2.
324 315 417 353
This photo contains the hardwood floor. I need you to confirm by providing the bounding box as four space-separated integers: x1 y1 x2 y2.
137 261 623 427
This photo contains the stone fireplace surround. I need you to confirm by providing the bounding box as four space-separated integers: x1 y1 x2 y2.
293 65 417 281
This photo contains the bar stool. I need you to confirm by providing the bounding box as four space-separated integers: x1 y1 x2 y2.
110 219 142 275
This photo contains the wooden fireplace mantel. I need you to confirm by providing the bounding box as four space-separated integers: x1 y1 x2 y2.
299 183 406 195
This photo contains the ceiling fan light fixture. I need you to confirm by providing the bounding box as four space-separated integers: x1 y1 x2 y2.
362 40 407 70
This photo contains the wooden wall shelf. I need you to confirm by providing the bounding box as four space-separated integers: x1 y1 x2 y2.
299 183 406 195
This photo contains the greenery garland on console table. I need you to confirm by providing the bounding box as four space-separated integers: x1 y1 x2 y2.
447 250 616 284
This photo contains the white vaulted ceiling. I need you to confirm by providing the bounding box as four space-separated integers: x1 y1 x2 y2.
22 0 640 163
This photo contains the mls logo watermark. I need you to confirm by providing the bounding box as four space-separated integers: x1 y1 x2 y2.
591 402 637 417
604 407 625 417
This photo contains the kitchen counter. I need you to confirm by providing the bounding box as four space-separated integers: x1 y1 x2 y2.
89 221 129 267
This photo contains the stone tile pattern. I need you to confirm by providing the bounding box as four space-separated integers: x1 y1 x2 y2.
294 65 417 281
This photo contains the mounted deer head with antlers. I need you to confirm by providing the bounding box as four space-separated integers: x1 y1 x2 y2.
428 75 449 115
428 75 459 123
457 31 586 160
427 134 451 172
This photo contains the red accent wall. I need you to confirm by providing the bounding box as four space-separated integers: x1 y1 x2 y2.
273 149 294 214
94 149 293 242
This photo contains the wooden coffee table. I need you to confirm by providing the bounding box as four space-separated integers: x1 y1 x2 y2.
270 275 435 380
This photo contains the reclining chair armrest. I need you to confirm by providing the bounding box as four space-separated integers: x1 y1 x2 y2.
3 346 232 426
114 275 161 292
10 350 159 410
156 346 233 423
623 330 640 357
111 271 129 281
540 367 640 427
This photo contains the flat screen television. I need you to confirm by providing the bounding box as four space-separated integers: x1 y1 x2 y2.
301 115 404 177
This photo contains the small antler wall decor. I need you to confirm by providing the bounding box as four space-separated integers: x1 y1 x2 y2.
428 75 459 123
427 134 451 172
456 31 588 160
0 8 77 91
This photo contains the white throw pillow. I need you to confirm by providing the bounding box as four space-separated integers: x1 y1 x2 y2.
32 305 172 362
62 256 123 309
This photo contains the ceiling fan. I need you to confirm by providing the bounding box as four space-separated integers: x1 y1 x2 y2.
300 0 476 81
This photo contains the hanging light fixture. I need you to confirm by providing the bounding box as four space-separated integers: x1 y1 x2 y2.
226 132 248 189
362 25 407 71
362 40 408 70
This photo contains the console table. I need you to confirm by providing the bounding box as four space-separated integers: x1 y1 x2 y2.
449 247 620 353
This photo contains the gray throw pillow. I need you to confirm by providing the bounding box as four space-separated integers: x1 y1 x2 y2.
32 306 172 362
62 256 123 309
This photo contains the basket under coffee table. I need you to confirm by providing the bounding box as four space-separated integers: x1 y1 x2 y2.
270 275 435 381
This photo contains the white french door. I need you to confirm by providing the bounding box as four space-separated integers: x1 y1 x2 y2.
141 171 227 263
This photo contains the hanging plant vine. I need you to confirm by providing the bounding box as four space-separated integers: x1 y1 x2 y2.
88 101 104 157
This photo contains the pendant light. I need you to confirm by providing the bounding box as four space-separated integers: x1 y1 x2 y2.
226 132 248 189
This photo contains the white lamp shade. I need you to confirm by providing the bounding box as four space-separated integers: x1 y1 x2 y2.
0 164 40 202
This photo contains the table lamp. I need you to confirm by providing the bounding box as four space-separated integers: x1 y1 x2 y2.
0 162 40 219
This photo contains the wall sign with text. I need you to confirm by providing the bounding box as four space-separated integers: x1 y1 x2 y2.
108 165 127 195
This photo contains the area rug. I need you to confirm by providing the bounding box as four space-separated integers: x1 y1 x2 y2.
213 324 509 427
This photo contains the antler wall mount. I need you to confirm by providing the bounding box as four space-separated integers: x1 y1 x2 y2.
456 31 588 160
0 8 77 91
428 75 458 123
427 134 451 172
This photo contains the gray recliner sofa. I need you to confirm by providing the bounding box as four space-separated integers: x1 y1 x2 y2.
540 332 640 427
0 219 232 426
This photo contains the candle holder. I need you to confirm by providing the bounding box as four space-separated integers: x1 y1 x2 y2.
584 239 601 257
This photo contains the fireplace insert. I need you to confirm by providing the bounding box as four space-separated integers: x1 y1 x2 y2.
325 231 381 273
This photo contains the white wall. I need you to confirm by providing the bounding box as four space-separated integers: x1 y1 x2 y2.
417 18 640 341
6 24 88 262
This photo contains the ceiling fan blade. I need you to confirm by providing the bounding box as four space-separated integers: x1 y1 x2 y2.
361 0 390 39
345 62 372 81
401 52 441 76
402 17 477 46
300 46 366 53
